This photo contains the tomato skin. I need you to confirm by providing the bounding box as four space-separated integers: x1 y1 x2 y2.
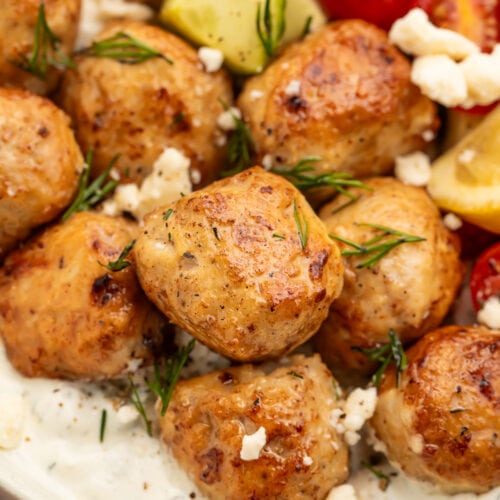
470 242 500 310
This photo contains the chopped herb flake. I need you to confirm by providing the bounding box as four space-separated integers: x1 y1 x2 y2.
105 240 136 272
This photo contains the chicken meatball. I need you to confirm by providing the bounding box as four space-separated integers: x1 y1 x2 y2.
135 167 344 361
0 88 82 261
237 20 437 190
158 354 349 500
0 211 165 380
0 0 81 95
58 20 233 188
371 325 500 494
314 177 463 371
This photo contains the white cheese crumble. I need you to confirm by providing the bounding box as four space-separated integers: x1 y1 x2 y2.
389 8 479 60
102 147 192 221
329 388 377 446
240 426 267 461
443 213 463 231
327 484 358 500
284 80 301 95
217 107 242 131
477 296 500 329
198 47 224 73
457 148 477 165
302 456 313 466
250 89 264 100
422 129 435 142
394 151 432 187
408 433 425 455
0 393 25 450
262 154 273 170
116 404 140 425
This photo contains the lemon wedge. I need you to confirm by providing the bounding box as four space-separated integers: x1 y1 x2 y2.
427 105 500 234
160 0 326 74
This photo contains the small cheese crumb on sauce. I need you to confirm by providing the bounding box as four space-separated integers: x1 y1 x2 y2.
217 107 242 131
284 80 301 96
327 483 358 500
0 394 25 450
198 47 224 73
303 456 313 466
240 426 267 461
394 151 431 187
443 213 463 231
477 296 500 329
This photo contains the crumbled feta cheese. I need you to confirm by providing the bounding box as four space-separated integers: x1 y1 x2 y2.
249 89 264 100
125 358 143 373
394 151 431 187
477 296 500 329
198 47 224 73
284 80 301 95
411 55 468 107
217 107 242 131
102 147 192 221
421 129 435 142
240 426 267 461
443 213 463 231
116 405 139 425
408 433 425 454
389 8 479 60
262 154 273 170
190 168 202 185
457 148 477 165
302 456 313 466
0 394 25 449
327 484 358 500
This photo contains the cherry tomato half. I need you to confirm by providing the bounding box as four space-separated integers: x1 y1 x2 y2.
470 242 500 310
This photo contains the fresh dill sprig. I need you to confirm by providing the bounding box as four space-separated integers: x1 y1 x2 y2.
352 329 408 387
272 157 370 199
329 223 426 269
12 3 75 79
79 32 173 65
62 150 119 221
106 240 136 272
128 375 152 437
99 409 107 443
256 0 287 58
293 198 308 250
361 462 391 489
147 339 195 417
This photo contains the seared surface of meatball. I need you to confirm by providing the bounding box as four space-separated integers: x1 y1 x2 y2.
371 325 500 494
237 20 437 186
0 0 80 95
0 211 165 380
135 167 344 361
59 20 233 187
315 177 463 371
159 354 349 500
0 88 82 261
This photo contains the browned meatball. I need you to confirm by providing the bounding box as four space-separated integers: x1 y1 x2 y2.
58 20 233 188
0 211 165 380
371 325 500 494
0 0 80 95
158 354 349 500
135 167 344 362
237 20 437 191
314 177 464 372
0 88 82 261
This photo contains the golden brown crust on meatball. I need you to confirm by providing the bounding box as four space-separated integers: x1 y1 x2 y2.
159 354 349 500
314 177 464 371
0 0 81 95
237 20 437 188
0 211 165 380
0 88 82 261
58 20 233 188
371 325 500 494
135 167 344 361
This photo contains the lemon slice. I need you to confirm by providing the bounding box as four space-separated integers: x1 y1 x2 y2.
427 105 500 234
160 0 326 74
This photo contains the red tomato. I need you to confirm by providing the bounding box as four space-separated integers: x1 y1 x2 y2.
455 102 499 115
470 242 500 310
319 0 414 30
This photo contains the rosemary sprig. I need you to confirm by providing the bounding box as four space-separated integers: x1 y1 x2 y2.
79 32 173 65
256 0 287 58
361 462 391 490
12 3 75 79
128 375 152 437
272 157 370 199
293 199 308 250
301 15 313 38
352 329 408 387
147 339 195 417
62 150 119 221
329 223 426 269
288 370 303 379
163 208 174 221
99 409 107 443
106 240 136 272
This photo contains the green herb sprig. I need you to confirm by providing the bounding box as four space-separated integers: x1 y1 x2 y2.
329 223 426 269
79 32 173 65
128 375 152 437
106 240 136 272
62 150 119 221
256 0 287 58
293 199 308 250
12 3 75 79
147 339 195 417
361 462 391 489
352 329 408 387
